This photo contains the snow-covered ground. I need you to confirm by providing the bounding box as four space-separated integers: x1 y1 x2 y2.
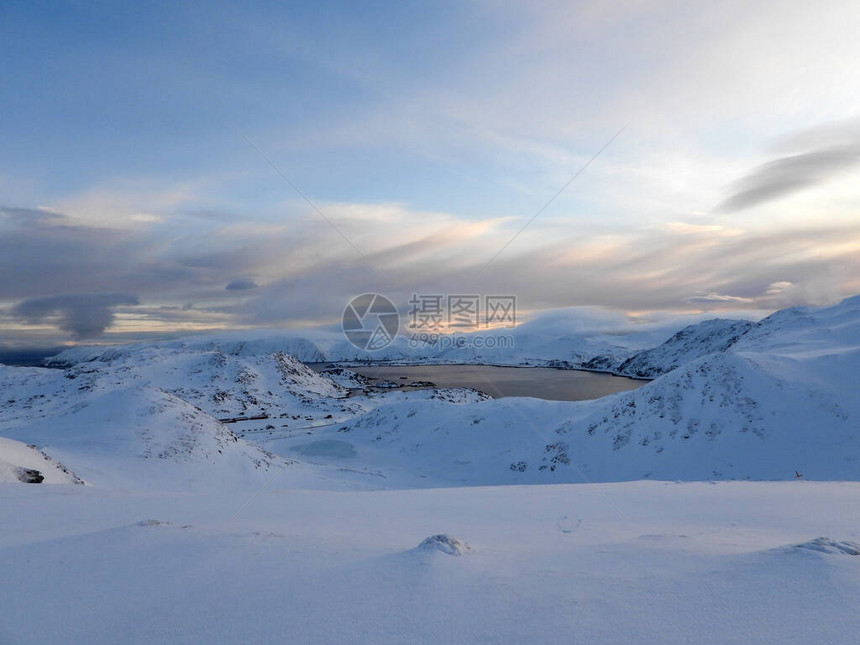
2 481 859 644
2 296 859 642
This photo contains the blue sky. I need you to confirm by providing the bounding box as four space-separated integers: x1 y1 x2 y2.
2 0 860 345
3 0 521 210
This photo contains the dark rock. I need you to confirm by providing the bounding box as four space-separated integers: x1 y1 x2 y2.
16 468 44 484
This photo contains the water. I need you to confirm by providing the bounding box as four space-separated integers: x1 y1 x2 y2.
0 349 64 367
337 364 646 401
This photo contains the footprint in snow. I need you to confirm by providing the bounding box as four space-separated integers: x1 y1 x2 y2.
557 515 581 534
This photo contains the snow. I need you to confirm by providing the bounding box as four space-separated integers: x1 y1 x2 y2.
4 296 860 488
583 318 755 378
415 533 472 555
791 537 860 556
0 436 82 484
1 295 860 642
6 386 284 490
1 482 859 644
284 296 860 485
6 296 860 489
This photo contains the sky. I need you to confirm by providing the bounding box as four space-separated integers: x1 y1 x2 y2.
2 0 860 346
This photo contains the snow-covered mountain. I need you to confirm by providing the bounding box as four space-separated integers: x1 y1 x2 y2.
59 345 348 416
582 318 754 378
3 295 859 488
0 346 363 489
0 368 284 490
46 307 716 368
317 296 860 484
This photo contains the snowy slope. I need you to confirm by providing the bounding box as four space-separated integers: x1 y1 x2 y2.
53 345 348 418
3 348 486 489
2 386 288 490
536 296 860 481
0 348 358 490
582 318 754 378
0 365 286 490
733 294 860 354
0 436 82 484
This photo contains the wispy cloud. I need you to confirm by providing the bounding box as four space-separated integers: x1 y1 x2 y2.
717 119 860 213
684 293 754 305
4 198 860 340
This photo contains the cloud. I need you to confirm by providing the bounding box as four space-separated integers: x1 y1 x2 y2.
683 293 755 305
225 277 259 291
764 281 792 296
717 120 860 213
13 293 139 338
2 196 860 345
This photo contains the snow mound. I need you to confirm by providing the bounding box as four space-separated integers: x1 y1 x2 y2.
0 436 84 484
427 387 491 404
135 519 191 529
415 534 472 556
790 537 860 556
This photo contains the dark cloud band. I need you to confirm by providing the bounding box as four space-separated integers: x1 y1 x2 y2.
13 293 139 338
